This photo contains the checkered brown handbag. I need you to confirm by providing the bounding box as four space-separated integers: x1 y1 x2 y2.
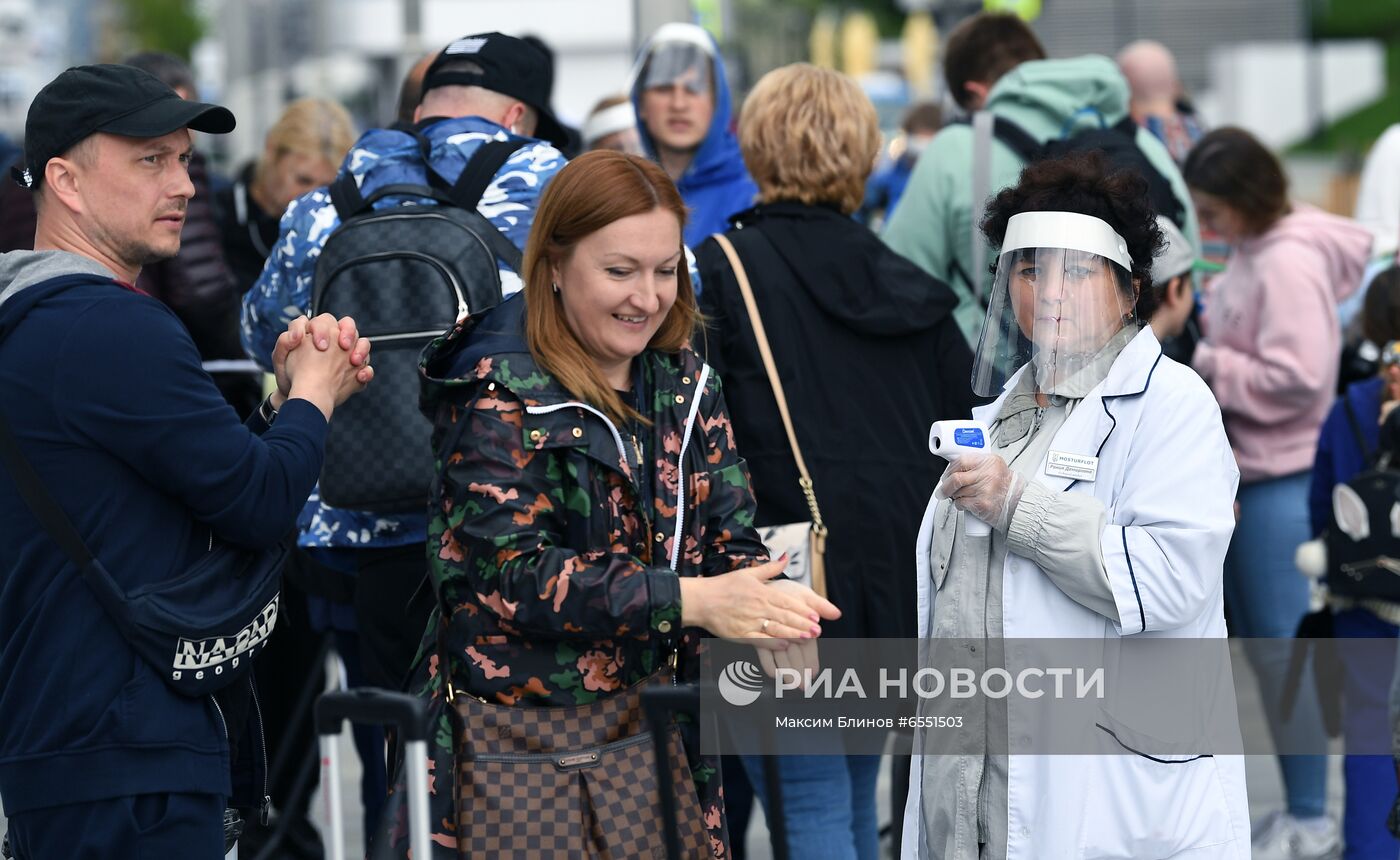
450 666 709 858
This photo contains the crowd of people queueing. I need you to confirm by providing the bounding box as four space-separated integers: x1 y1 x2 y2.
4 10 1400 860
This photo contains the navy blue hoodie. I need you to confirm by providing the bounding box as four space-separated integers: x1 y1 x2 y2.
0 250 327 814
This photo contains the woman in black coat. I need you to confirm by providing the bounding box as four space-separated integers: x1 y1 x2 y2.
694 63 976 860
214 98 354 294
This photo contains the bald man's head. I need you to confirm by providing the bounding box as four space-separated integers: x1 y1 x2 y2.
1117 40 1180 110
396 52 436 125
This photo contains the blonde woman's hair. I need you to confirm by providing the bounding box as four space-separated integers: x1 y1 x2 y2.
737 63 881 215
524 150 699 427
254 98 356 186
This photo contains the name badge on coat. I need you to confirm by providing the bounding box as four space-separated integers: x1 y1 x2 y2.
1045 451 1098 482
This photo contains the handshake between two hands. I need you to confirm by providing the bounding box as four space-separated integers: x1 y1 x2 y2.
269 313 375 420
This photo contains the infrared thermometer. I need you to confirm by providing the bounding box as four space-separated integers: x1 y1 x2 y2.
929 419 992 536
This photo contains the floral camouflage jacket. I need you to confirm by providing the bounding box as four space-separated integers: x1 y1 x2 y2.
390 295 767 858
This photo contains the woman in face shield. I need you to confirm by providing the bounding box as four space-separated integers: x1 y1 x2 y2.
902 152 1250 860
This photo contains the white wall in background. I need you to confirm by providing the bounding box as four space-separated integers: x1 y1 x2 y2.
1195 39 1385 150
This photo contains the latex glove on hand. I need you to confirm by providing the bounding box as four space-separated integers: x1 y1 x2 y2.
935 451 1027 533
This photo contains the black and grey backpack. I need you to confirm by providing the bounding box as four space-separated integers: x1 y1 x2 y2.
312 137 527 511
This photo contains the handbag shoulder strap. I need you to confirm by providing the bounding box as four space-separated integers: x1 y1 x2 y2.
711 232 826 534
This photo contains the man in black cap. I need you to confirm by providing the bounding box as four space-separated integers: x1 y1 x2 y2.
240 33 568 776
0 64 373 857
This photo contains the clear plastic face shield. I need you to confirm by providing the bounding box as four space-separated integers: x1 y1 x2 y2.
639 40 713 97
971 211 1139 397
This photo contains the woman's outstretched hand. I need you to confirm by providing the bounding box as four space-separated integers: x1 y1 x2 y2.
679 555 841 648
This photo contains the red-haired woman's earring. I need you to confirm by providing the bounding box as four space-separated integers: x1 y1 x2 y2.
552 282 560 294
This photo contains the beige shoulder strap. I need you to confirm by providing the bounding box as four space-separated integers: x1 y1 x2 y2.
711 233 826 532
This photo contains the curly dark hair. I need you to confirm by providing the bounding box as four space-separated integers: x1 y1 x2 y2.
981 151 1166 322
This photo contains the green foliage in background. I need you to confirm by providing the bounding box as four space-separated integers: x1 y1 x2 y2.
119 0 205 60
1295 0 1400 154
1312 0 1400 38
772 0 907 36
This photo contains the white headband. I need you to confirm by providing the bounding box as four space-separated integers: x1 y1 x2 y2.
583 102 637 146
1000 211 1133 271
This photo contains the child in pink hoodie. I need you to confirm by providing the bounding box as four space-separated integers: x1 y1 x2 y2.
1194 201 1370 480
1184 126 1373 860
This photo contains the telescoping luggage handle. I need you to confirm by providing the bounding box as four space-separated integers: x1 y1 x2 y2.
642 685 699 860
640 685 791 860
315 689 431 860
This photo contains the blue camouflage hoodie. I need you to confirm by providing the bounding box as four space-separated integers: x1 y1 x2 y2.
241 116 566 549
630 25 757 248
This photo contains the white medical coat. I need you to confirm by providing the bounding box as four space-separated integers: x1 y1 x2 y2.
902 329 1251 859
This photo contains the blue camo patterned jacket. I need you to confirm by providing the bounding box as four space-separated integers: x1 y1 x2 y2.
240 115 566 549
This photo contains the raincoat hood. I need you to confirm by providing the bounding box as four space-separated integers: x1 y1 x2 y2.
728 201 958 337
419 293 545 410
985 54 1130 140
419 293 700 413
1238 203 1374 304
0 249 119 340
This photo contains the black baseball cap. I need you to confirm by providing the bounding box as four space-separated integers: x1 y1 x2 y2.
13 63 236 190
421 32 568 149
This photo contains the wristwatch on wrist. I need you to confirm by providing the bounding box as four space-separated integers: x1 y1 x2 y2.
258 395 279 425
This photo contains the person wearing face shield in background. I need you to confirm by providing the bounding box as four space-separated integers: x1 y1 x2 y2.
901 152 1249 860
630 22 757 249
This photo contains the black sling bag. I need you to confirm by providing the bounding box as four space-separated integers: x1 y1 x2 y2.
0 408 283 697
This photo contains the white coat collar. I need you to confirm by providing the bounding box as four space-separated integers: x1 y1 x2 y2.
969 327 1164 494
972 327 1163 421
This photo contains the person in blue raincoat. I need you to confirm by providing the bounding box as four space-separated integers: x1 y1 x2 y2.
630 22 757 249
